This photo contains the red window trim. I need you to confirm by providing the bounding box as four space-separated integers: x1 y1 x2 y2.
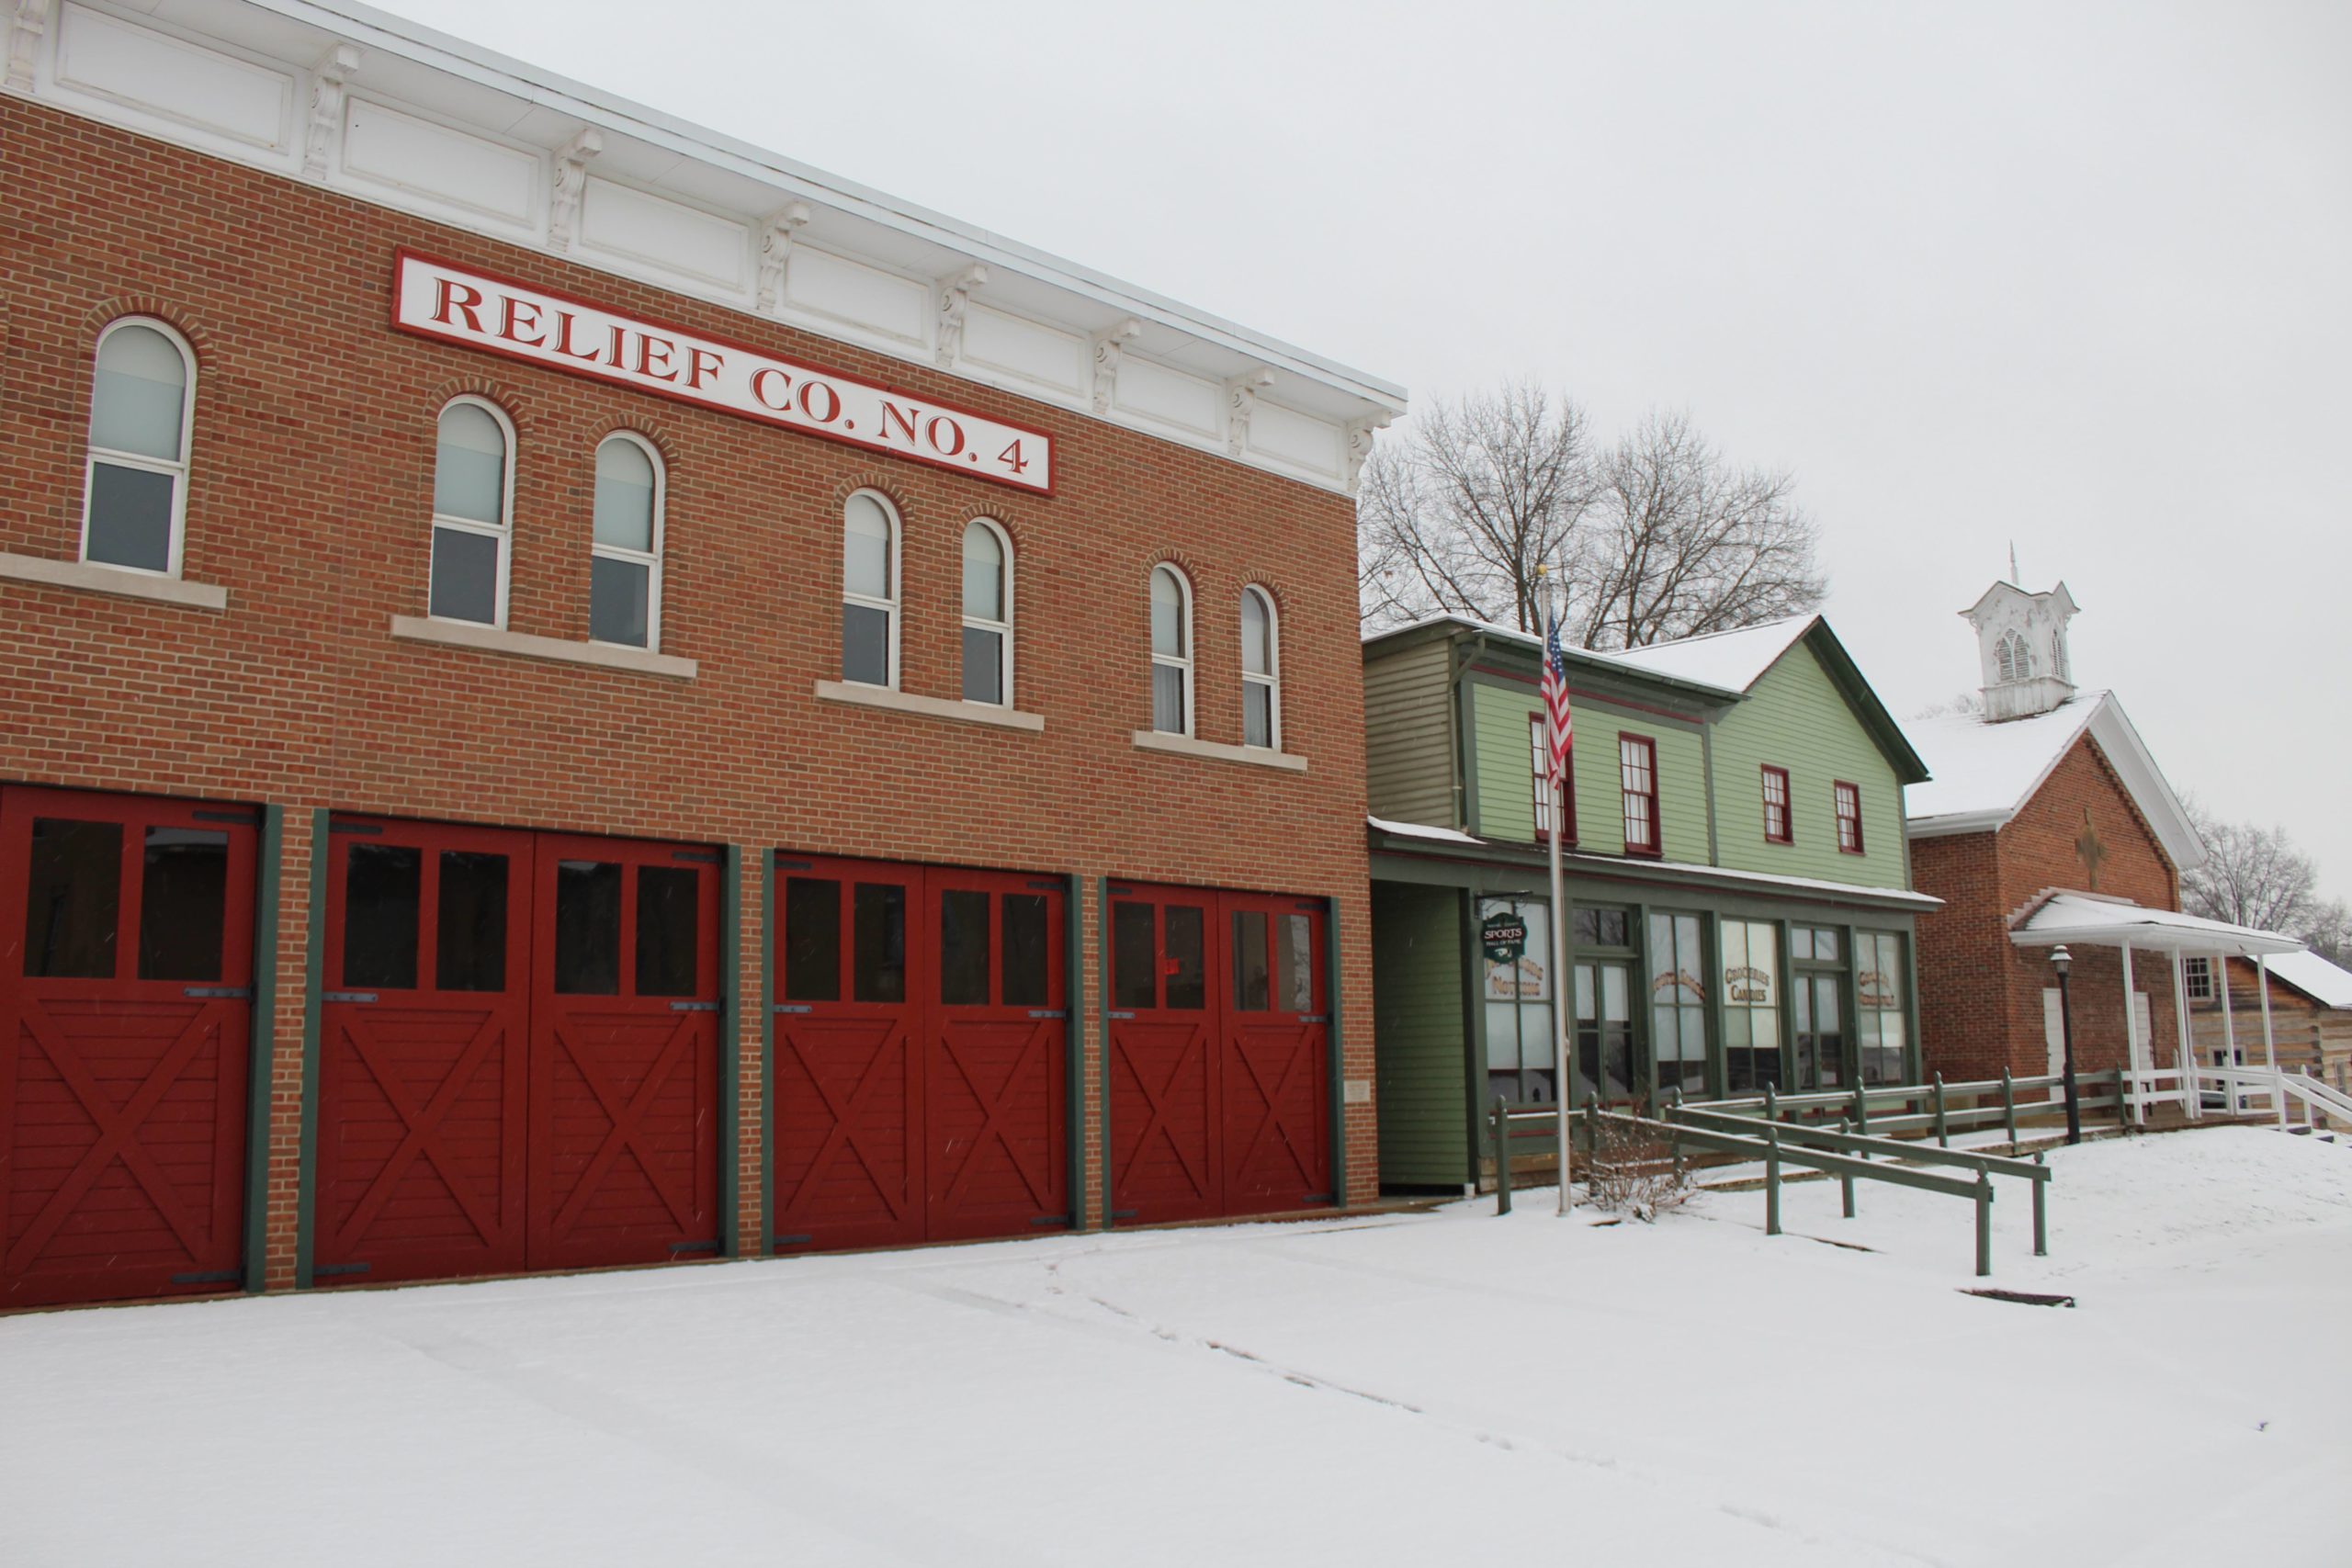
1618 731 1660 858
1834 779 1865 854
1528 711 1575 845
1760 764 1792 845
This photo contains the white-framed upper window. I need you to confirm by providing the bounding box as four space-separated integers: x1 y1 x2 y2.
961 517 1012 705
842 489 899 688
590 433 663 650
1240 584 1281 750
82 318 197 576
1149 564 1193 736
428 397 514 627
2184 955 2213 1001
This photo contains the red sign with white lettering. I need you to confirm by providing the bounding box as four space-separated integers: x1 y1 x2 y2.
390 251 1055 494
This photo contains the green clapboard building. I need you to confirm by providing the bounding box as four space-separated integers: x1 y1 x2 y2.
1364 614 1937 1191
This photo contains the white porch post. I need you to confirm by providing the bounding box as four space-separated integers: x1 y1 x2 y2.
2258 953 2281 1129
2218 952 2239 1112
2120 942 2140 1122
2172 950 2199 1121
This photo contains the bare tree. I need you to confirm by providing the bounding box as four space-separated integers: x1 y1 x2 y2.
2179 797 2321 934
1572 411 1826 649
2301 899 2352 969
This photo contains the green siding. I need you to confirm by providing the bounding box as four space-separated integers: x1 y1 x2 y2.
1709 642 1908 888
1365 638 1457 828
1470 680 1541 842
1471 679 1705 863
1373 881 1468 1187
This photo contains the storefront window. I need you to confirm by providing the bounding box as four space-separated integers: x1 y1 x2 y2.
1721 919 1781 1093
1855 931 1908 1085
1647 911 1708 1098
1480 897 1555 1104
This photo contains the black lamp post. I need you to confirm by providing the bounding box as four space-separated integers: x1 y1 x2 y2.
2052 944 2081 1145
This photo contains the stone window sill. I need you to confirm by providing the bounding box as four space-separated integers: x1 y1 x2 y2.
815 680 1045 732
0 551 228 610
389 615 697 680
1130 729 1308 773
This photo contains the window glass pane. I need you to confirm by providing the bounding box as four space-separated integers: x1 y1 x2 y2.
1240 591 1270 675
1165 905 1205 1010
137 827 227 982
940 888 989 1006
1152 664 1185 734
343 842 420 990
434 403 506 525
635 865 699 998
1486 1000 1521 1070
593 438 656 551
1112 901 1156 1009
842 602 890 685
1815 929 1840 964
554 860 622 995
85 463 175 572
1244 684 1273 749
853 883 906 1003
783 877 841 1002
429 525 500 624
1230 910 1270 1011
435 851 508 993
92 325 186 461
1275 913 1314 1011
590 555 650 648
1001 893 1049 1009
962 522 1002 620
843 493 891 599
23 818 122 979
962 626 1003 705
1150 568 1184 657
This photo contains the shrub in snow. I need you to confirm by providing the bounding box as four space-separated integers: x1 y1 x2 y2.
1582 1118 1695 1222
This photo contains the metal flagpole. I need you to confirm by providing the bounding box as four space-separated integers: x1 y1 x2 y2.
1545 573 1574 1217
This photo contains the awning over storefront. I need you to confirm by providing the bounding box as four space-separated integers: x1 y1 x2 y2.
2007 894 2302 957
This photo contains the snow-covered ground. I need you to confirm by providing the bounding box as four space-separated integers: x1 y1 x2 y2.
4 1126 2347 1568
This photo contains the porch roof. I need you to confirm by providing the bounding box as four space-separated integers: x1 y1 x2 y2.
2007 893 2303 957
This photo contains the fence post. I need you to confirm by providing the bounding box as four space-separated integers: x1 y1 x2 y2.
1933 1073 1950 1147
2111 1066 2129 1130
1837 1117 1856 1219
1764 1080 1779 1128
1852 1081 1870 1152
2031 1153 2048 1258
2001 1068 2018 1149
1974 1173 1994 1278
1493 1096 1511 1217
1764 1121 1782 1237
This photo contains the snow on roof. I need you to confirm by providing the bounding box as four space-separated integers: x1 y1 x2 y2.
2010 894 2302 956
1903 694 2102 824
1367 815 1482 846
1597 615 1818 694
1361 614 1749 698
2263 950 2352 1010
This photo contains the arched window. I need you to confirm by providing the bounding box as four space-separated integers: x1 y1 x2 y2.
961 518 1012 705
1149 564 1193 736
590 434 662 649
1240 585 1281 749
1996 629 2032 684
2051 631 2069 682
83 318 196 574
842 490 899 687
429 398 514 626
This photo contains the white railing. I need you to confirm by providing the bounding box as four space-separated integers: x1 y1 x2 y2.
2190 1065 2352 1134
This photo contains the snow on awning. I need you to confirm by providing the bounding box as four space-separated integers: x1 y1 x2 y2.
2007 894 2302 957
1367 815 1485 846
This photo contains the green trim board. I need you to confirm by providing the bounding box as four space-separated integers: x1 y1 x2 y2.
1095 875 1113 1229
758 848 775 1257
1065 872 1085 1228
240 804 283 1294
1327 895 1346 1206
293 807 329 1292
718 843 742 1258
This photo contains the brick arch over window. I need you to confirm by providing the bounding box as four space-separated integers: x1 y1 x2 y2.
81 297 213 361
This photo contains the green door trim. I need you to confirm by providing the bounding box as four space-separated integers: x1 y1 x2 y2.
758 848 776 1257
718 843 742 1258
240 804 284 1293
1096 875 1114 1229
1065 872 1085 1229
1327 896 1347 1208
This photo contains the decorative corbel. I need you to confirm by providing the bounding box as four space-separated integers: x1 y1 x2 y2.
756 200 812 312
6 0 53 94
548 129 603 252
1226 367 1275 458
1091 318 1143 416
935 264 988 368
1344 412 1392 491
302 43 362 181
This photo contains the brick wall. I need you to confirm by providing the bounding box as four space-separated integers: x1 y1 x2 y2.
0 96 1379 1285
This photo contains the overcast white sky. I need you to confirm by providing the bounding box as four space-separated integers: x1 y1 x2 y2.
379 0 2352 898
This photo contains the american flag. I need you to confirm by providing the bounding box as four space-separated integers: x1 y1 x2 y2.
1540 608 1573 797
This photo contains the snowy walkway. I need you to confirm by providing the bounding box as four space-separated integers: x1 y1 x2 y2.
4 1127 2348 1567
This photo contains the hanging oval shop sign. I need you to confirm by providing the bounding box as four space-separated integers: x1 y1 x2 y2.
390 251 1055 495
1480 911 1528 964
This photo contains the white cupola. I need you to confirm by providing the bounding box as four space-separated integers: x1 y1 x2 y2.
1962 580 2079 721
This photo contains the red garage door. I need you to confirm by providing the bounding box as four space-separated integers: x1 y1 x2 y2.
0 787 256 1309
315 817 718 1287
1108 883 1330 1225
771 857 1069 1253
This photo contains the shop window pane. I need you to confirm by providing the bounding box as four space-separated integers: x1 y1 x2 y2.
1151 664 1185 733
435 850 508 993
1791 927 1814 962
1112 901 1156 1010
783 877 841 1002
1231 910 1270 1011
1164 905 1205 1010
86 463 175 572
1574 908 1630 949
434 403 506 524
842 603 889 685
1815 929 1840 964
24 818 123 979
1486 1000 1521 1071
940 888 989 1006
554 860 622 996
343 842 420 990
137 826 227 982
590 556 650 648
1244 684 1273 749
1001 893 1049 1009
1274 913 1314 1011
854 883 906 1003
962 626 1003 705
635 865 699 998
593 438 656 551
429 525 499 625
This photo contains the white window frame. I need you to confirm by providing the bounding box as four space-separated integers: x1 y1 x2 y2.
82 317 198 579
589 431 665 652
961 516 1013 706
1240 584 1282 751
842 487 901 689
1149 563 1194 737
2184 955 2213 1001
428 395 517 630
